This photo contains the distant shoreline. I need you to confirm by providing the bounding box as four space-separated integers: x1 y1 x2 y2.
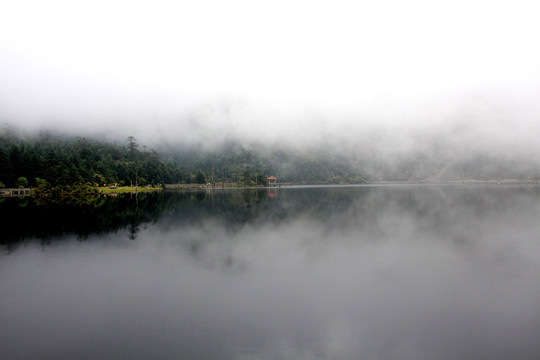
163 179 540 191
366 179 540 185
3 180 539 198
97 186 162 194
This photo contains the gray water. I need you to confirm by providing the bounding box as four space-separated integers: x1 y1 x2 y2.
1 185 539 360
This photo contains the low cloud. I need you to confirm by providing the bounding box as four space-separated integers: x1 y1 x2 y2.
1 1 540 176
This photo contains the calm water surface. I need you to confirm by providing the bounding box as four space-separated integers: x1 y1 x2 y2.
1 185 539 360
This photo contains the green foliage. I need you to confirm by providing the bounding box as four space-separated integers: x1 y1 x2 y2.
33 181 101 203
16 177 28 188
35 178 47 186
93 173 106 185
0 133 187 188
1 131 369 188
138 177 148 186
126 136 139 159
255 174 268 186
0 180 5 188
195 171 207 184
165 141 366 185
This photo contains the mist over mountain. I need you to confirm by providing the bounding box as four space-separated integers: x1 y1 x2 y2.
3 89 540 184
2 1 540 182
145 94 540 182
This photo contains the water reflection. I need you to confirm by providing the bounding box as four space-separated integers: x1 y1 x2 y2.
0 192 174 250
1 186 539 359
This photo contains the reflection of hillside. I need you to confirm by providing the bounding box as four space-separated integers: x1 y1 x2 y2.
1 188 365 251
157 188 365 231
4 185 540 254
161 186 540 257
133 185 540 276
0 192 179 251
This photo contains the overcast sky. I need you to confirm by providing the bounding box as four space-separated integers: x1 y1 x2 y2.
1 0 539 148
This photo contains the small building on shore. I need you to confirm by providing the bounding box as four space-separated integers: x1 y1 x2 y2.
267 176 277 187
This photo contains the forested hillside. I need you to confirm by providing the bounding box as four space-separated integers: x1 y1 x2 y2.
0 132 366 188
0 132 187 188
161 141 366 185
3 129 538 189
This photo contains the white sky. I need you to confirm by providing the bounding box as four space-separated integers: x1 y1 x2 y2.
1 0 539 146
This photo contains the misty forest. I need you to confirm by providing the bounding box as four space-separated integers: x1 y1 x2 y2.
2 2 540 360
0 130 365 188
2 128 540 191
0 132 186 188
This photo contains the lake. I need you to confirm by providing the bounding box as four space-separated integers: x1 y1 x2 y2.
1 185 539 360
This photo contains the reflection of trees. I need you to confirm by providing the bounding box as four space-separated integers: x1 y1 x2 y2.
0 192 178 252
2 188 354 251
156 188 365 233
5 186 539 253
128 223 139 240
159 186 540 247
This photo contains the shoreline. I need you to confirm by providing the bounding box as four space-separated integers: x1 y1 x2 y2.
3 179 540 198
97 186 162 194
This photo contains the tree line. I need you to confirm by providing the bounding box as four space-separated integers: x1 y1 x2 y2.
166 141 366 185
0 132 189 188
1 131 366 190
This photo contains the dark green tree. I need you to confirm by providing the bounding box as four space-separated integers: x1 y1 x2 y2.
195 171 207 184
0 147 11 186
16 177 28 188
126 136 139 159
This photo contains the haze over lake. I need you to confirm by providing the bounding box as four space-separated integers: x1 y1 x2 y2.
2 2 540 358
1 185 539 360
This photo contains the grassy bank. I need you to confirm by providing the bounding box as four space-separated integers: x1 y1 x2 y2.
98 186 162 194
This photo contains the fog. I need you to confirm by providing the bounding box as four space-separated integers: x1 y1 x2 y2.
2 1 540 159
